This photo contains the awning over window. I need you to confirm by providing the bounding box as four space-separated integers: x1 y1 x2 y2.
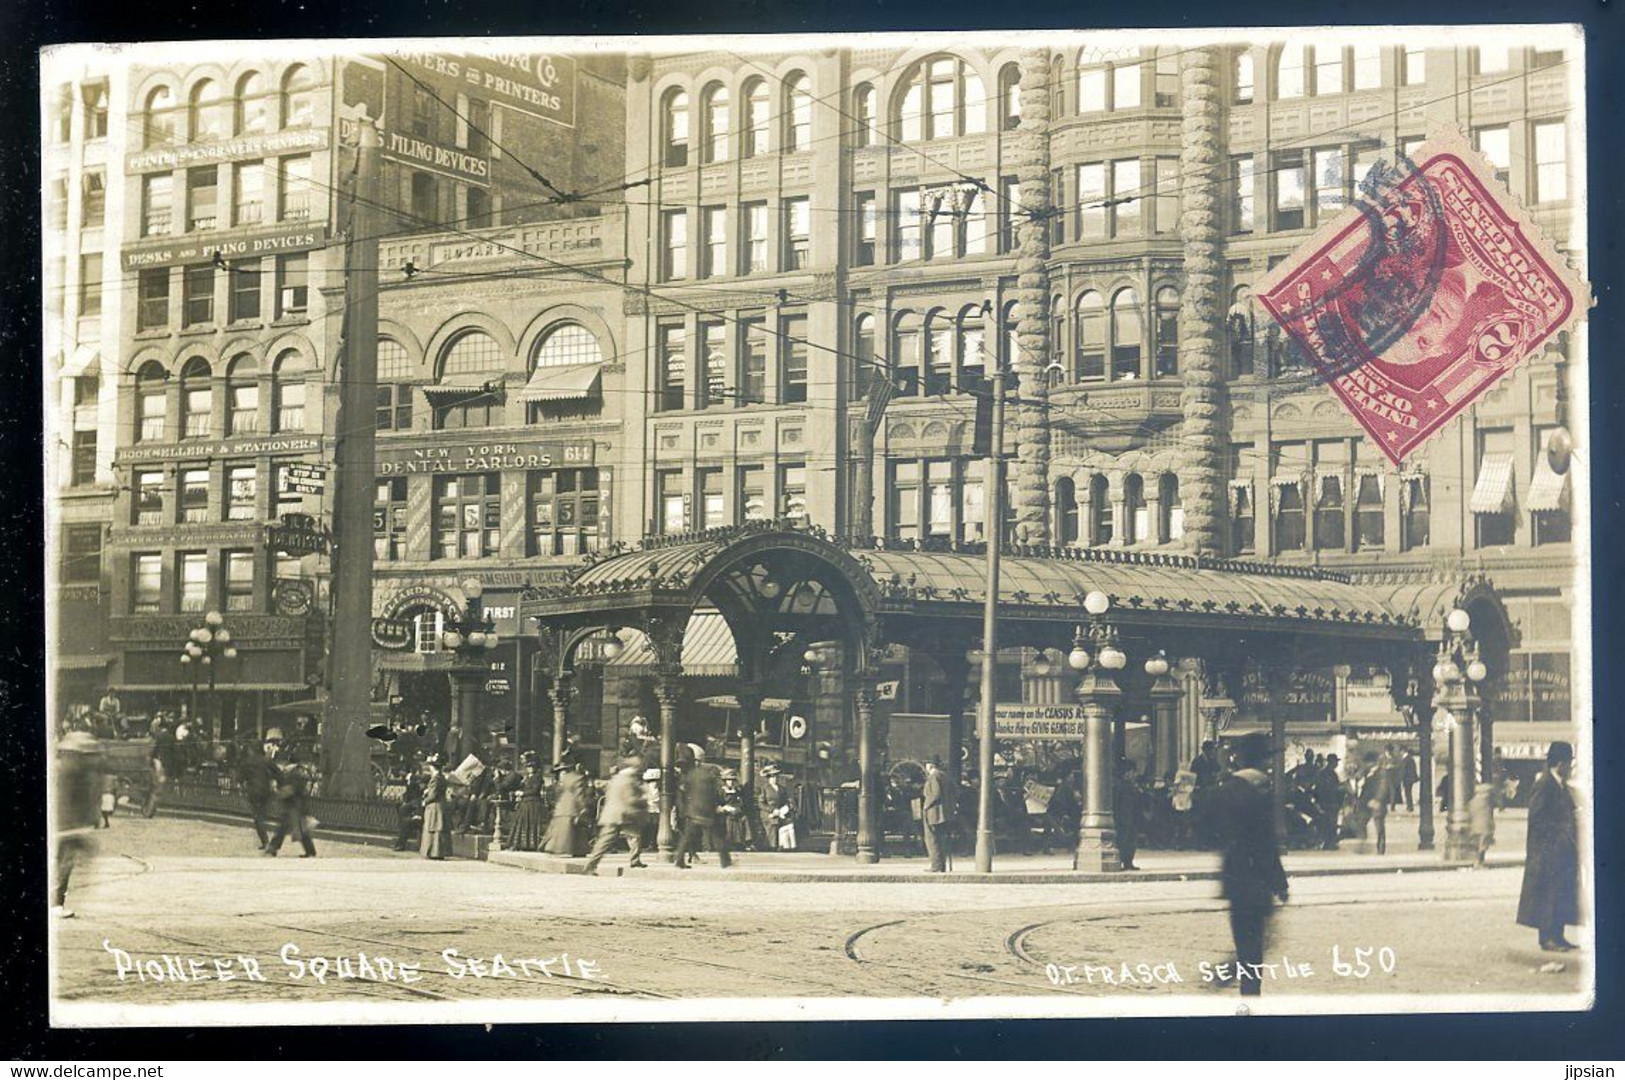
421 374 505 403
517 363 601 403
696 694 794 712
1527 457 1570 512
605 610 738 676
1469 454 1516 514
60 348 100 380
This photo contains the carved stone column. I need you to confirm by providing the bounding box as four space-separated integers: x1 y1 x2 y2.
655 673 680 856
549 677 571 767
1011 47 1052 545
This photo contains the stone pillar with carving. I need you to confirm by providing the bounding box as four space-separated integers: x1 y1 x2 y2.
1011 48 1052 545
549 677 571 767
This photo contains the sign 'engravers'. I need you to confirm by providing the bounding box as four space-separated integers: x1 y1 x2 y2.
122 225 329 272
991 704 1090 740
392 51 577 127
125 128 329 173
376 439 595 475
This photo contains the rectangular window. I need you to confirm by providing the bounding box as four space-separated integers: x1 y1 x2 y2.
466 185 491 228
855 192 876 266
780 315 808 404
374 478 408 560
895 189 922 261
1154 157 1179 233
784 197 810 270
1402 474 1430 550
701 321 727 407
740 318 767 405
657 324 686 412
228 378 259 435
1474 125 1511 188
1475 428 1517 547
187 167 219 231
183 384 213 439
1534 121 1567 204
133 470 164 525
1404 48 1426 86
229 258 262 322
50 176 68 230
1231 155 1255 233
70 429 97 486
1476 45 1510 74
183 264 215 327
1531 48 1564 70
143 174 173 237
960 472 985 542
1273 481 1306 551
1114 63 1142 109
132 554 162 614
1314 147 1347 220
700 206 726 279
1230 482 1255 555
1313 473 1346 550
1314 46 1344 95
894 324 920 396
779 463 807 519
926 460 954 537
1275 151 1306 230
179 468 210 522
376 385 412 431
234 162 264 226
224 550 255 612
138 391 166 443
78 253 102 318
276 253 308 317
177 552 208 612
1353 45 1382 90
1053 168 1067 244
891 461 920 540
63 525 102 584
1078 163 1106 240
527 469 601 556
72 374 98 409
738 466 767 522
433 473 501 559
410 171 437 222
1112 158 1142 236
83 81 109 138
657 470 686 534
662 210 688 281
698 468 726 529
924 325 951 397
279 156 312 221
926 191 955 260
82 171 106 226
743 202 768 273
1354 472 1384 549
1000 177 1022 252
1080 68 1107 114
226 464 258 520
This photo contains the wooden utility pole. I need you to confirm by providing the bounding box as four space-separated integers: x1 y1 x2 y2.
974 364 1006 874
322 104 381 799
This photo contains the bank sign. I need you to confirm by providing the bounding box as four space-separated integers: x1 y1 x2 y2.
392 51 577 127
376 439 595 476
122 225 328 272
992 704 1089 740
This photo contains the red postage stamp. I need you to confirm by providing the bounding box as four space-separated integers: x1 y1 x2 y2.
1254 128 1588 465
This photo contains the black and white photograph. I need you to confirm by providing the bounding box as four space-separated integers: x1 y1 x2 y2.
38 24 1594 1028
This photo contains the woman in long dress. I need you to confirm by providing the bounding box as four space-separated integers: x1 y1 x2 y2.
542 764 589 856
420 756 452 860
506 753 547 852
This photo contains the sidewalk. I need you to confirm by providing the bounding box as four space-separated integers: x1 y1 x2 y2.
491 807 1526 884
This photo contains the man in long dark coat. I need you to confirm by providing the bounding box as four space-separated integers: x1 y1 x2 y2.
921 759 956 872
236 740 278 850
1517 741 1580 952
672 751 732 869
1209 735 1289 996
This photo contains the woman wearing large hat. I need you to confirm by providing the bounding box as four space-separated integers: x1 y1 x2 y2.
506 751 548 852
420 755 453 860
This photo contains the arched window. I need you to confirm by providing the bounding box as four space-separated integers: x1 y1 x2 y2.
1276 45 1306 100
435 331 504 429
854 83 877 147
144 86 177 148
853 313 876 399
271 350 308 432
377 338 415 431
280 65 314 129
923 309 952 396
189 79 228 141
532 324 603 368
742 78 769 157
662 88 690 167
234 72 269 135
701 83 729 163
135 361 169 442
957 304 987 391
1076 291 1106 380
1056 476 1080 545
440 331 503 377
1154 286 1180 377
1089 474 1113 545
999 63 1023 130
784 73 812 152
1159 473 1184 542
1078 46 1142 113
892 311 921 397
226 354 259 435
896 55 985 141
378 338 414 380
1110 288 1143 381
1123 473 1146 544
1235 52 1255 104
179 357 213 439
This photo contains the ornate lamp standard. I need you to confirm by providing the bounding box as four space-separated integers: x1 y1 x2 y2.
179 610 237 749
1068 589 1127 871
1433 606 1489 862
441 579 500 764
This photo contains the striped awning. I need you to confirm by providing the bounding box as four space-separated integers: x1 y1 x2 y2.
421 374 505 402
517 363 600 403
605 610 738 676
697 695 794 712
1469 454 1516 514
54 654 114 670
1527 457 1570 512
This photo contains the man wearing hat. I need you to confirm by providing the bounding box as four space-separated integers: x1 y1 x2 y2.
1517 741 1581 951
584 757 650 874
758 763 793 851
672 746 732 869
1207 734 1289 996
921 759 956 872
54 731 104 917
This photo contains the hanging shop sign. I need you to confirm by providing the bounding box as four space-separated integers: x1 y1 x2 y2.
122 225 329 272
268 513 330 557
280 463 329 495
990 704 1088 740
376 439 595 476
390 51 577 127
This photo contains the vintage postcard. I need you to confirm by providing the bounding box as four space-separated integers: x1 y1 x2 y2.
42 24 1591 1027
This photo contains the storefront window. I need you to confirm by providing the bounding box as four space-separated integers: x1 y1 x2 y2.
433 473 501 559
529 468 602 555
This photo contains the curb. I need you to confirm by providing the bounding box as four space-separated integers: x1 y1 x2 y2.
153 807 401 851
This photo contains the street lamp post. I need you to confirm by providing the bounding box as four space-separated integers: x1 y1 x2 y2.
441 579 500 765
1434 607 1489 862
179 610 238 750
1070 590 1126 872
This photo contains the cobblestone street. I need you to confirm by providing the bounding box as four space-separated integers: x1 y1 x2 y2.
52 817 1589 1023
